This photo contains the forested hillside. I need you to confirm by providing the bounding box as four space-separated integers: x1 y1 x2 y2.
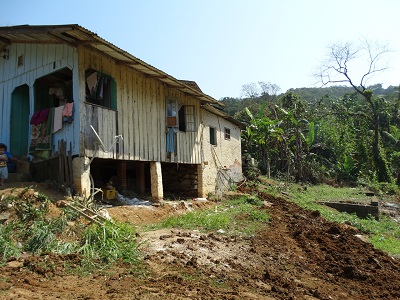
219 83 400 187
220 84 398 118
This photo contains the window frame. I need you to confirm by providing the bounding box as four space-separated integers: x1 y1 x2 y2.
85 69 117 110
224 127 231 140
178 105 196 132
166 99 178 127
210 126 217 146
185 105 195 132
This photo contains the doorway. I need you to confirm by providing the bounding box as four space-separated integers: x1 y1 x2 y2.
10 84 30 156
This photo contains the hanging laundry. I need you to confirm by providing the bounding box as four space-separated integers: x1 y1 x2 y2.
62 102 74 123
53 105 64 133
86 72 98 95
97 74 104 99
30 108 50 125
48 87 57 95
166 127 175 153
29 107 54 159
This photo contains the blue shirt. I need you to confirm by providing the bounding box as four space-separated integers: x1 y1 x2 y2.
5 151 12 160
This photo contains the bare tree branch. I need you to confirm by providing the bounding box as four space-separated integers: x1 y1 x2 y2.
359 39 390 88
315 40 390 94
258 81 281 96
241 83 260 98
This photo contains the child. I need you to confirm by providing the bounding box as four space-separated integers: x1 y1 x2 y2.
0 144 8 186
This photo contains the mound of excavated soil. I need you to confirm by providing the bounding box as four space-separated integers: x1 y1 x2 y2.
0 183 399 299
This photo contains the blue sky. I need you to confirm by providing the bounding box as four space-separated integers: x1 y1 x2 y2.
1 0 399 99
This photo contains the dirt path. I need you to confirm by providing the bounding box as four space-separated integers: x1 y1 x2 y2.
0 185 399 299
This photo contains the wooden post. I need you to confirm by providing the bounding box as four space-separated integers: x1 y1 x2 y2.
62 140 68 185
150 161 163 201
117 160 127 191
58 140 64 184
68 142 73 186
136 163 145 194
72 156 91 198
197 164 205 198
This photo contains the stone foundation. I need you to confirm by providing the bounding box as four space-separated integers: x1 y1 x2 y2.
162 163 198 197
322 201 379 220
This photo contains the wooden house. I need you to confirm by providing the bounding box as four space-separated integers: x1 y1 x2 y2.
0 24 243 200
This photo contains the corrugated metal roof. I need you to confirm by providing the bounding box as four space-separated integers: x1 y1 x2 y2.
179 80 203 93
0 24 223 106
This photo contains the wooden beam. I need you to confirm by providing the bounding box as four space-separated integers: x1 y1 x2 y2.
116 60 139 65
0 25 75 35
0 36 10 44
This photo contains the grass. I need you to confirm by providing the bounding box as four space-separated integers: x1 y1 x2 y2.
288 183 400 257
0 223 21 263
1 180 399 277
0 190 141 274
79 221 140 266
146 195 270 237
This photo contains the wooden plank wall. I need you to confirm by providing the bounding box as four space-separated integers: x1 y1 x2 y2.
80 48 202 164
83 103 117 159
0 42 205 165
0 43 79 154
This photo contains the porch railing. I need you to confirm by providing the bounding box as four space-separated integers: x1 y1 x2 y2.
83 103 119 159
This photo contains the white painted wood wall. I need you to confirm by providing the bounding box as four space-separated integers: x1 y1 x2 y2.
0 43 80 154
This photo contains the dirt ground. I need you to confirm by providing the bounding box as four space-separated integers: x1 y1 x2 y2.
0 182 400 299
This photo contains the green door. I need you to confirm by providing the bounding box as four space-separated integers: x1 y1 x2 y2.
10 85 30 156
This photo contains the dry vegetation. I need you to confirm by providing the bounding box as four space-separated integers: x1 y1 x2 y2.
0 182 399 300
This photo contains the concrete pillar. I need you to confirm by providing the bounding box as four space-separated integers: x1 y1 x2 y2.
72 156 91 198
150 161 163 201
197 164 206 198
136 163 145 194
117 160 127 191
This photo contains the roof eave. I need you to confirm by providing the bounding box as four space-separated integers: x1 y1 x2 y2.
201 104 245 129
0 24 222 106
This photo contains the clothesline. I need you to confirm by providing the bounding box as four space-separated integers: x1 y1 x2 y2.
29 103 74 159
29 102 74 133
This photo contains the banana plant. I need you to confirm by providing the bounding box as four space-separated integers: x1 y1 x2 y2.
275 105 315 182
244 107 283 178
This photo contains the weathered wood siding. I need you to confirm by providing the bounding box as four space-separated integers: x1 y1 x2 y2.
79 48 202 164
83 103 118 159
1 43 205 164
0 43 80 155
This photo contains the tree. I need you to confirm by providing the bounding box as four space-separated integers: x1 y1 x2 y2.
258 81 281 97
316 40 393 182
241 82 281 100
276 92 311 182
244 106 283 178
241 83 259 99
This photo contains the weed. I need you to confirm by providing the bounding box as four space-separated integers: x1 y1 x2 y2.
289 184 400 257
370 235 400 257
24 220 56 253
0 224 21 260
148 195 269 237
243 195 262 206
79 221 140 271
0 187 141 272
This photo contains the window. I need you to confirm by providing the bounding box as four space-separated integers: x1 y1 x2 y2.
17 55 24 67
224 128 231 140
210 127 217 145
85 69 117 110
34 68 73 110
179 105 195 132
166 99 178 127
185 105 195 131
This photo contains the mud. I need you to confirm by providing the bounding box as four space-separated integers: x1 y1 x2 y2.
0 184 399 299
